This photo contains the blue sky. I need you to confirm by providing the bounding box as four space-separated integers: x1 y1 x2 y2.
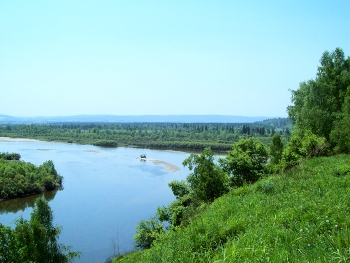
1 1 349 117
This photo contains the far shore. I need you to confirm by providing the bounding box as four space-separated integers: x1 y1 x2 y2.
0 136 181 173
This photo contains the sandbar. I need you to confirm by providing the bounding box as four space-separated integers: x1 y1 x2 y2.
141 158 180 172
0 137 42 142
84 150 100 154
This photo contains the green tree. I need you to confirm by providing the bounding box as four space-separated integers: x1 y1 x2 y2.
0 198 80 263
330 86 350 152
219 138 268 187
168 180 190 199
270 134 284 164
287 48 350 145
280 130 327 169
133 218 164 249
182 148 228 203
0 225 16 262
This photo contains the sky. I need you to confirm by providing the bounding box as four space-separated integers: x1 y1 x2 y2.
1 1 349 117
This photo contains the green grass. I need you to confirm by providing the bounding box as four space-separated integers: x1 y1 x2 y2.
113 154 350 262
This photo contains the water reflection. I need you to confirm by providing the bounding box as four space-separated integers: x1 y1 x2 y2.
0 190 58 215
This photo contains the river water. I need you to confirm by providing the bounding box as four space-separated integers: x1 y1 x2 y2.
0 141 191 263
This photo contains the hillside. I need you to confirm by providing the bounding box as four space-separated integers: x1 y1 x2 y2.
113 154 350 262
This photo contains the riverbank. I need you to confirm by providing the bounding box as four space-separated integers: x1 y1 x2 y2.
0 137 182 173
0 137 43 142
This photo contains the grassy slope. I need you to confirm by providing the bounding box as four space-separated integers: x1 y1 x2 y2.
114 154 350 262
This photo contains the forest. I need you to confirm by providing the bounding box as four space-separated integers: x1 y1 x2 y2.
0 118 292 151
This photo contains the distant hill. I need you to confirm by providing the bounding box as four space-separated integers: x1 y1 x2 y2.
0 114 278 124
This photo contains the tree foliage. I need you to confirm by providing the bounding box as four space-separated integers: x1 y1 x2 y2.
182 148 229 203
133 218 164 249
167 180 190 199
270 134 284 164
219 138 268 187
0 155 62 200
281 130 327 169
0 119 291 151
0 152 21 160
0 198 80 263
287 48 350 149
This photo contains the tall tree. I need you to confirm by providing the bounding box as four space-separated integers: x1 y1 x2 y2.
219 138 268 187
270 134 284 164
182 148 228 203
287 48 350 143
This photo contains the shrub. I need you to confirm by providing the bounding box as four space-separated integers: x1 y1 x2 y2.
219 138 268 187
281 130 327 169
183 148 229 203
134 218 164 249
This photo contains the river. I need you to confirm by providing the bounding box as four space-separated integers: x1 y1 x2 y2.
0 140 191 263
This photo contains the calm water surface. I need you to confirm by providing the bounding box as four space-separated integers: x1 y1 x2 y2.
0 141 191 263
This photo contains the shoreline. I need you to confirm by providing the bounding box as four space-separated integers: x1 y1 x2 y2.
0 136 182 173
0 137 43 142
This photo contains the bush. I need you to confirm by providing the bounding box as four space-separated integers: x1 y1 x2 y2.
183 148 229 203
0 152 21 160
281 130 327 169
93 140 118 147
270 134 284 164
168 180 189 199
219 138 268 187
134 218 164 249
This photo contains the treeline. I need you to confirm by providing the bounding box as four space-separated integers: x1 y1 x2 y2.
0 152 21 161
0 119 291 151
0 155 62 200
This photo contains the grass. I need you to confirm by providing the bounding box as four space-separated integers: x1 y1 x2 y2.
113 154 350 262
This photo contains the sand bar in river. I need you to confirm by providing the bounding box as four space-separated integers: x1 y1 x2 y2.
141 158 180 172
0 137 42 142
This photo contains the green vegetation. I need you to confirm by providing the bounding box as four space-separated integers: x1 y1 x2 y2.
1 47 348 262
183 148 229 203
92 139 118 147
0 198 80 263
220 138 268 187
269 133 283 165
287 47 350 153
113 47 350 262
0 152 21 161
0 119 291 151
114 154 350 263
133 139 268 250
0 154 62 200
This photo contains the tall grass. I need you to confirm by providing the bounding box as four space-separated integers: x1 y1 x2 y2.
114 154 350 262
